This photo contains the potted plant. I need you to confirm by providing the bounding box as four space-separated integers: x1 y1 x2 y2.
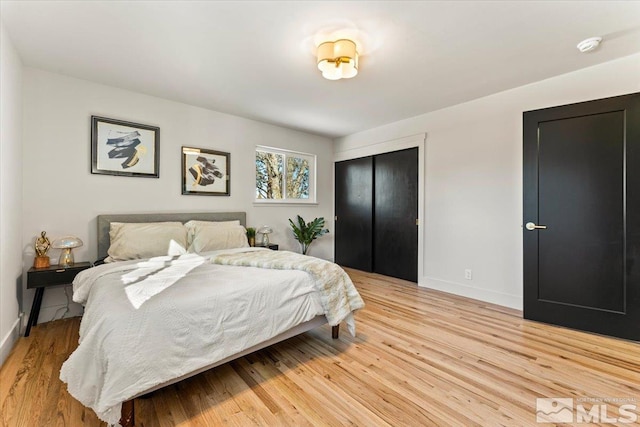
246 227 256 247
288 215 329 255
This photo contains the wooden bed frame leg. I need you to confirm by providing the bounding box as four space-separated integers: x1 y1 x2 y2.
332 324 339 339
120 399 134 427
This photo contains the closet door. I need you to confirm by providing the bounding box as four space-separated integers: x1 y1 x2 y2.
335 157 373 271
374 148 419 282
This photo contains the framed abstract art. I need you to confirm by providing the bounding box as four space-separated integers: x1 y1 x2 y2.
91 116 160 178
182 146 230 196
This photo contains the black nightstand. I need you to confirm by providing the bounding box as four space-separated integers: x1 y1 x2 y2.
25 262 91 337
256 243 278 250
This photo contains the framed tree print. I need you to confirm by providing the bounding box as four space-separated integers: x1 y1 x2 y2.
182 146 230 196
91 116 160 178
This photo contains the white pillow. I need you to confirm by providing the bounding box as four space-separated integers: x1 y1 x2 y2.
184 220 241 243
183 220 240 228
188 224 249 253
106 222 188 262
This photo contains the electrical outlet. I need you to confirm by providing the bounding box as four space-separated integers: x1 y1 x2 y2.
464 269 472 280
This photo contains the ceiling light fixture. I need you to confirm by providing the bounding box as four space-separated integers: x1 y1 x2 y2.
577 37 602 53
317 39 359 80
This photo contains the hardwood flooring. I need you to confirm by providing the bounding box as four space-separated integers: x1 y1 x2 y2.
1 268 639 426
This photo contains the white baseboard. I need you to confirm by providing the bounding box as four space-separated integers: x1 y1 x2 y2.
0 315 22 367
419 276 522 310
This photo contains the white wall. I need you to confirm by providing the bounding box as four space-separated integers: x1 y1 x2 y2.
22 68 334 323
0 19 23 365
335 53 640 310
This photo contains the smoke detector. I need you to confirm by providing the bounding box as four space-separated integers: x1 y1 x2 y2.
577 37 602 53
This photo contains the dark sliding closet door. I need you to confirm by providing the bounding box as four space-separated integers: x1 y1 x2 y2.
374 148 419 282
335 148 418 282
335 157 373 272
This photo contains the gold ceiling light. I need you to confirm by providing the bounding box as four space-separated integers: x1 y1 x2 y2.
317 39 359 80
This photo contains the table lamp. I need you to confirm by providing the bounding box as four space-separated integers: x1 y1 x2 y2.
52 236 83 267
258 226 273 246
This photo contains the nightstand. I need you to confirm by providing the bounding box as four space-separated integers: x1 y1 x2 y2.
256 243 278 250
25 262 91 337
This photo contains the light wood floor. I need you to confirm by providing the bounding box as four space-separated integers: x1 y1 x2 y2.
1 269 639 426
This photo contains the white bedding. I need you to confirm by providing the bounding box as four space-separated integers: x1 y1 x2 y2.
60 248 354 424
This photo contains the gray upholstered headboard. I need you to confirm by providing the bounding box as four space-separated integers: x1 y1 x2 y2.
97 212 247 260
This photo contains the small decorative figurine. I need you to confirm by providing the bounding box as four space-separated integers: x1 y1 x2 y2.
34 231 51 268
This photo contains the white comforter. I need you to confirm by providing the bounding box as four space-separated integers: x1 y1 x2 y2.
60 248 359 424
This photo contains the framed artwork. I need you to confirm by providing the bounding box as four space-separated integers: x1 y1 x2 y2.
91 116 160 178
182 146 230 196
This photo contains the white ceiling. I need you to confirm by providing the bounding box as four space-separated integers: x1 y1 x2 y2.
2 1 640 138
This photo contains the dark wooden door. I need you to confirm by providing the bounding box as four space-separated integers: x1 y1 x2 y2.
335 157 373 271
374 148 419 282
523 92 640 341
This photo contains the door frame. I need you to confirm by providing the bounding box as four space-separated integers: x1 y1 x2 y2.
334 133 426 282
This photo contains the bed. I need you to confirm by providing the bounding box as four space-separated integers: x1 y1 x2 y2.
59 212 364 426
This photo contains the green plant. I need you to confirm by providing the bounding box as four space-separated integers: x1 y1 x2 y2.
288 215 329 255
246 227 256 238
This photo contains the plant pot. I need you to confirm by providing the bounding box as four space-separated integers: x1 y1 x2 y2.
248 236 255 247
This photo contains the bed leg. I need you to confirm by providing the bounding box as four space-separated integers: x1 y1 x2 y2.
332 324 339 339
120 399 135 427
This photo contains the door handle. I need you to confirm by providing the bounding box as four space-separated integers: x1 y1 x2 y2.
525 222 547 230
